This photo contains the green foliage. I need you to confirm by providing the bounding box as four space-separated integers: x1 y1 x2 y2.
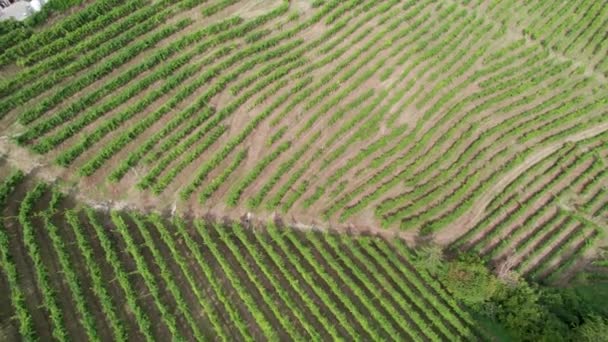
434 252 608 341
414 244 445 276
491 283 569 341
575 316 608 342
442 254 498 307
111 212 186 341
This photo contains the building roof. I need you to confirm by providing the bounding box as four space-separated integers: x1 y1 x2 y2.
0 2 33 22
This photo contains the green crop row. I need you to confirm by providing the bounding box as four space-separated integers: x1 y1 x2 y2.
322 124 407 200
172 217 252 341
18 184 68 341
265 223 362 341
4 10 181 121
301 91 388 208
31 53 200 152
472 150 581 253
106 44 240 182
200 149 248 204
488 201 557 261
512 210 566 259
253 222 343 340
570 155 604 193
271 7 427 210
0 172 36 342
562 1 607 55
527 224 588 280
319 90 385 168
40 190 102 342
583 188 607 215
0 225 36 341
581 167 607 196
84 208 154 342
288 229 387 341
325 0 364 25
21 0 145 67
325 6 463 218
341 46 575 225
351 235 457 341
76 20 302 175
462 154 559 249
178 56 308 199
546 231 600 283
57 57 212 169
110 212 186 341
229 51 304 95
64 210 128 341
137 117 223 190
488 154 595 259
148 125 227 194
266 126 288 146
144 41 303 166
257 0 400 155
82 10 295 178
521 96 608 145
231 223 325 340
390 239 485 338
147 214 228 340
202 0 238 16
195 220 277 340
354 237 463 340
20 17 241 148
129 213 206 341
248 133 320 209
226 142 290 206
0 0 123 63
216 223 306 340
0 1 164 98
319 233 427 341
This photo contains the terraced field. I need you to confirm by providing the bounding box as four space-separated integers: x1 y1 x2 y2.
0 0 607 334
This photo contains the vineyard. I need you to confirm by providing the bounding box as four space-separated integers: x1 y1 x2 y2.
0 0 608 339
0 168 489 341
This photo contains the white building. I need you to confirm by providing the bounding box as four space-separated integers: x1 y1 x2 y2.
1 0 50 22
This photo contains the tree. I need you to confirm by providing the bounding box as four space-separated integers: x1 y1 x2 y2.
441 254 498 307
491 282 569 341
575 315 608 342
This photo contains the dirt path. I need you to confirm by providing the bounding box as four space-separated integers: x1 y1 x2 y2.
438 122 608 245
